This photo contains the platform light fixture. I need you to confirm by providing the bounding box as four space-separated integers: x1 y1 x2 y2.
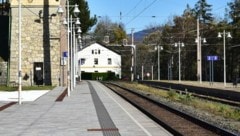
174 42 184 83
218 30 232 87
57 1 80 96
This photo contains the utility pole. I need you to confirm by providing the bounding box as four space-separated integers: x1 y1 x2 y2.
197 18 202 83
131 28 136 81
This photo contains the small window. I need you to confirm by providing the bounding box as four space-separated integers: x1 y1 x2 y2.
108 58 112 65
92 50 94 54
80 58 85 65
98 49 101 54
94 49 98 54
94 58 98 65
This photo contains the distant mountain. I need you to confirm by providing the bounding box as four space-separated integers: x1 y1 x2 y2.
127 28 156 43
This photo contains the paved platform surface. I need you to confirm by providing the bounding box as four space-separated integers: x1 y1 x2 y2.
0 81 172 136
0 91 49 102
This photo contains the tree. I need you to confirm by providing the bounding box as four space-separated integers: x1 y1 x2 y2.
193 0 214 23
143 29 161 45
69 0 97 34
113 24 127 44
183 4 195 18
227 0 240 79
93 16 127 44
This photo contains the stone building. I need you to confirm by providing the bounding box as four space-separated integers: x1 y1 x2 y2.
9 0 62 86
0 61 8 85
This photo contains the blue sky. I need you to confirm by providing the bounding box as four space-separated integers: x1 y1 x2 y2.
87 0 231 33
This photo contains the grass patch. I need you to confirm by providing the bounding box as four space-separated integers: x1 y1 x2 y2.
167 89 177 100
116 81 169 98
190 99 240 121
116 81 240 121
0 85 55 91
0 86 17 91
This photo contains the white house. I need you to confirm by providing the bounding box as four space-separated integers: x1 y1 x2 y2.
77 42 121 79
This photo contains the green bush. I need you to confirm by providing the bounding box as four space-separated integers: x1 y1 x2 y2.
81 72 118 80
0 85 54 91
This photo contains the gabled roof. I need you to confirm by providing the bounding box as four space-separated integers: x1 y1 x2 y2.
80 42 121 55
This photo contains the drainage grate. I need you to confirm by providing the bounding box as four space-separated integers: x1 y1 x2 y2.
87 81 121 136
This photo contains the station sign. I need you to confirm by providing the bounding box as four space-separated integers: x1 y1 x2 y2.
207 56 218 61
63 51 68 57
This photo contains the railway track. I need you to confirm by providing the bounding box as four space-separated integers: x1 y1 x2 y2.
103 82 237 136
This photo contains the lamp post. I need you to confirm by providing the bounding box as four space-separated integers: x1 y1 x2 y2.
195 36 206 84
127 44 135 81
70 18 80 90
124 30 135 81
57 1 80 96
131 28 135 81
77 36 82 82
218 30 232 87
74 30 82 87
155 45 163 80
174 42 184 83
18 0 22 105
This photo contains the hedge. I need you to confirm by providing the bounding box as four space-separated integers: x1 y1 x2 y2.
81 72 118 80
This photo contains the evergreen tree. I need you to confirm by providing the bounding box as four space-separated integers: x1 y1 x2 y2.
183 4 195 18
193 0 213 23
228 0 240 26
69 0 97 34
227 0 240 78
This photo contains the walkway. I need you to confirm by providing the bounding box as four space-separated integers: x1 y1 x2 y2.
0 81 172 136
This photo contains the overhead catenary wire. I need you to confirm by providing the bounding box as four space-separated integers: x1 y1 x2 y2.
124 0 144 17
125 0 159 26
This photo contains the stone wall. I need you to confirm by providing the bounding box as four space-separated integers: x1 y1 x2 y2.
0 62 7 85
9 4 61 86
10 0 60 6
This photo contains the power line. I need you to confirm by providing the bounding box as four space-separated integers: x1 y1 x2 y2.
125 0 158 26
124 0 143 16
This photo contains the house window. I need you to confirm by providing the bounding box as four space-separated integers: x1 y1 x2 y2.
94 49 98 54
80 58 85 65
108 58 112 65
92 49 101 54
94 58 98 65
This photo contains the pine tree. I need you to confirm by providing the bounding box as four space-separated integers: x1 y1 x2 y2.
69 0 97 34
227 0 240 78
193 0 213 23
228 0 240 26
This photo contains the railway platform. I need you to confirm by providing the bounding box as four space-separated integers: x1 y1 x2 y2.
0 81 172 136
155 80 240 92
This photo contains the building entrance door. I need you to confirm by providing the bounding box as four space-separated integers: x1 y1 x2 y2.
33 62 43 85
